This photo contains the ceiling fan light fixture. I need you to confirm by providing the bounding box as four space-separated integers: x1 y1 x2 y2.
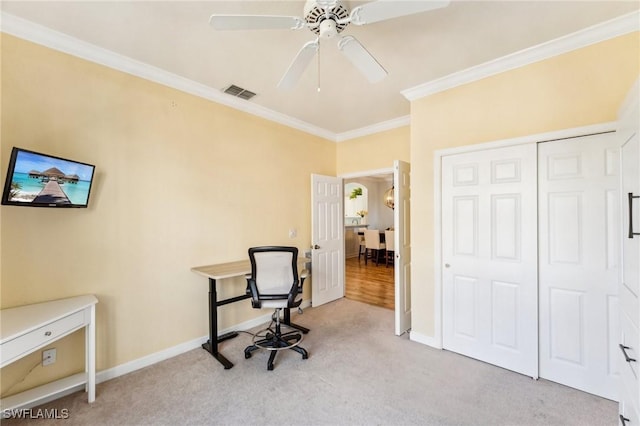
319 19 338 39
304 0 350 35
210 0 449 89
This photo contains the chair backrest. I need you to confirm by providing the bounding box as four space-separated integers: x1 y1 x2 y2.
364 229 382 249
385 230 395 251
247 246 301 309
358 227 367 244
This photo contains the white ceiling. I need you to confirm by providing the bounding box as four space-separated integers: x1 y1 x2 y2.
2 1 638 137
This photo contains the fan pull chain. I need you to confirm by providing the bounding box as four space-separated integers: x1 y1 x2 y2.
317 38 321 93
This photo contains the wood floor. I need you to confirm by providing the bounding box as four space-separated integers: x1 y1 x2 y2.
345 256 394 310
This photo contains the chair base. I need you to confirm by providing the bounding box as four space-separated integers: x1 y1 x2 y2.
244 324 308 370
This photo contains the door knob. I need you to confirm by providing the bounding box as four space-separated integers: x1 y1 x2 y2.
312 244 320 249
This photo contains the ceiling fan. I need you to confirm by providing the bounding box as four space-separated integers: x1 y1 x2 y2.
209 0 450 90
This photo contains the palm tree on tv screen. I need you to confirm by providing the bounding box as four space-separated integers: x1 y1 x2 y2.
9 181 21 199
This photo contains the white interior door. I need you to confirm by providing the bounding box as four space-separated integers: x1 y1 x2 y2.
538 134 620 400
442 143 538 378
311 174 344 307
619 90 640 419
622 122 640 322
394 160 411 335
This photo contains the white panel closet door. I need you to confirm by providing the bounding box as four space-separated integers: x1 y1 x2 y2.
442 143 538 378
619 86 640 422
538 133 620 400
621 120 640 328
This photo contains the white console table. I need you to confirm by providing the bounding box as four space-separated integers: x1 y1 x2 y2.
0 295 98 410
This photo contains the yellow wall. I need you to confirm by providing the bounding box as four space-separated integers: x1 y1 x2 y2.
336 126 410 176
0 34 335 396
410 32 640 339
2 25 636 399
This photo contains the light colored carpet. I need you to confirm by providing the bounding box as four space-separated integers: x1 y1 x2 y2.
5 298 615 425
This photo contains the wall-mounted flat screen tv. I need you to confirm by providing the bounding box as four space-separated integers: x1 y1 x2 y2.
1 147 95 208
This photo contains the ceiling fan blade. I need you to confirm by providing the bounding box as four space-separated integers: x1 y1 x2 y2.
338 36 387 83
350 0 450 25
278 40 319 90
209 15 305 31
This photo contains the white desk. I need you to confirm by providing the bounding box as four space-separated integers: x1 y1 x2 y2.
191 258 309 369
0 295 98 410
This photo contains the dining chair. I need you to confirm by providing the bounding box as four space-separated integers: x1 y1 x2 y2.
358 227 367 261
384 230 395 267
364 229 386 266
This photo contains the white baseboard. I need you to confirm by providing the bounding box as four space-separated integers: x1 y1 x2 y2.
96 335 208 384
5 300 312 410
98 299 311 383
409 331 442 349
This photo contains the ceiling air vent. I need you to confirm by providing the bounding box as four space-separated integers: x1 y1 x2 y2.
223 84 256 100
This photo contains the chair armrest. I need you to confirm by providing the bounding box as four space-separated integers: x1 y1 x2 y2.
245 274 253 295
298 269 309 292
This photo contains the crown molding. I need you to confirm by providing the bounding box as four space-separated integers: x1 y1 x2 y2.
3 10 638 142
402 10 640 101
0 12 337 142
336 115 410 142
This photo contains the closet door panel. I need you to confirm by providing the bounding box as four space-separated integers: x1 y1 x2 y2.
442 143 538 378
539 133 620 400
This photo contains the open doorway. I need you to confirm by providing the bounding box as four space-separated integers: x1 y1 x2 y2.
343 173 395 310
340 161 411 335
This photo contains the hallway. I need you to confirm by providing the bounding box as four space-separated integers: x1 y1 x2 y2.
345 256 394 310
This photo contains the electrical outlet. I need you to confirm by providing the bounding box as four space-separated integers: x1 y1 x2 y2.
42 348 56 366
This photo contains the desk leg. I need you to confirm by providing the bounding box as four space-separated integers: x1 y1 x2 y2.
202 278 237 369
283 308 310 334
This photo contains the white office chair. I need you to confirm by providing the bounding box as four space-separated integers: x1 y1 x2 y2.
384 230 395 267
364 229 386 266
244 246 309 370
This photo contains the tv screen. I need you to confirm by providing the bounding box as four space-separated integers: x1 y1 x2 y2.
1 147 95 208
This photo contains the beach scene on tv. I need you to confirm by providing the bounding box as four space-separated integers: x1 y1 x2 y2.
7 150 94 205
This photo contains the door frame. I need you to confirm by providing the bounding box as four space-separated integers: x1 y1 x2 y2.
340 166 403 328
431 121 617 349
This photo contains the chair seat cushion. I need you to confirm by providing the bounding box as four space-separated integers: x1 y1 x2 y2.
260 294 302 309
260 300 290 309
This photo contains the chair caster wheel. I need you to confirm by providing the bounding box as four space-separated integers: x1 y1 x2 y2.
302 354 308 360
245 352 252 359
268 364 274 371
